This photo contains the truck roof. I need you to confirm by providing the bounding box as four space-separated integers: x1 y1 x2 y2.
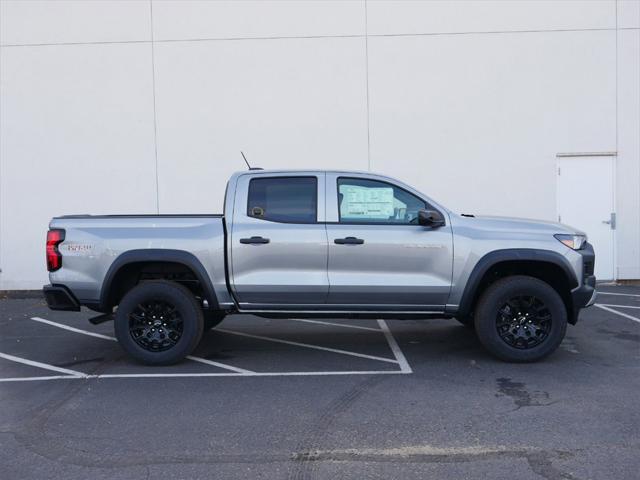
228 169 451 215
232 169 374 176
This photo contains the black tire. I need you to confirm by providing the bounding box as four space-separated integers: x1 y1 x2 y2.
203 310 226 331
115 280 204 365
474 275 567 363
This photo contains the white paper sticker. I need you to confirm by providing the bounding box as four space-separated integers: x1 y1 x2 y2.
340 185 394 219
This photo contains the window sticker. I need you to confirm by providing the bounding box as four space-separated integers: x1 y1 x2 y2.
340 185 395 219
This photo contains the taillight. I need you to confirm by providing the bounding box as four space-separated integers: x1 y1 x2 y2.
46 229 65 272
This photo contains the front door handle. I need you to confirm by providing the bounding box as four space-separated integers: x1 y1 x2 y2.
334 237 364 245
240 236 270 244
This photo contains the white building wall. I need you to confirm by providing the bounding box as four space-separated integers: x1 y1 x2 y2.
617 20 640 280
0 0 638 290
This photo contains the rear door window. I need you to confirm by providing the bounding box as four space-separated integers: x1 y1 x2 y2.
247 177 317 223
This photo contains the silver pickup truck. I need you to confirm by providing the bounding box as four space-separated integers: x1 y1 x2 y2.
44 169 596 364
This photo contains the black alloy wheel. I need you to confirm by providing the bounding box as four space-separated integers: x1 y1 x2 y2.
496 295 552 349
129 300 183 352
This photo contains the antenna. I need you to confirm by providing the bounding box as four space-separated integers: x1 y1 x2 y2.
241 151 251 170
240 151 263 170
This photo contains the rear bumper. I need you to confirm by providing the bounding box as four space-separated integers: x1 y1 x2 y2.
43 284 81 311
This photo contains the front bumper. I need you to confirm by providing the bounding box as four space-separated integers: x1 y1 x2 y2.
43 284 80 311
569 242 596 323
572 274 597 307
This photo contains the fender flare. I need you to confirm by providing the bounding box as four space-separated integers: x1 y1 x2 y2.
99 249 219 311
455 248 578 317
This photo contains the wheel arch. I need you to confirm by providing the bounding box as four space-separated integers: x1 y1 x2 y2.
456 249 579 324
99 249 219 312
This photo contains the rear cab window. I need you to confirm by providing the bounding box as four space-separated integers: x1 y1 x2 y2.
247 177 318 224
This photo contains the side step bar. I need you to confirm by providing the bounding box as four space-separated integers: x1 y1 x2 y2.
89 313 114 325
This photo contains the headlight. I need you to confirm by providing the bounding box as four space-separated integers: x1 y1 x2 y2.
554 234 587 250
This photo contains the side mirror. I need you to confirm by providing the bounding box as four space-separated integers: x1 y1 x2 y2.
418 209 445 228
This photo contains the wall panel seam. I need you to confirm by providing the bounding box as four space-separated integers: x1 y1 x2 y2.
150 0 160 214
364 0 371 171
2 27 635 48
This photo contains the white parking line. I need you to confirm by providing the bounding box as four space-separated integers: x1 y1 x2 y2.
0 375 82 383
31 316 115 341
597 292 640 298
286 318 382 332
30 317 254 374
93 370 411 379
597 304 640 309
0 351 84 377
184 356 253 373
0 369 411 383
377 320 413 373
595 304 640 324
1 316 412 383
216 328 400 364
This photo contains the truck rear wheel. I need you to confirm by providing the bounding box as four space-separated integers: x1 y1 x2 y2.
474 275 567 362
115 280 204 365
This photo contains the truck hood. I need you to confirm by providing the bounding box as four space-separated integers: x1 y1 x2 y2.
457 214 585 236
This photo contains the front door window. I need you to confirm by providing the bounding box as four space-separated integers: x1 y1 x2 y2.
337 178 426 225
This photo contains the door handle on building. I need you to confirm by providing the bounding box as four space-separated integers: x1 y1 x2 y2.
602 213 616 229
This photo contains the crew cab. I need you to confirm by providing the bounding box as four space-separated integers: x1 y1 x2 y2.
44 170 596 364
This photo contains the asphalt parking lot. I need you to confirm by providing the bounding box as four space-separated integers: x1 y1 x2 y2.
1 285 639 480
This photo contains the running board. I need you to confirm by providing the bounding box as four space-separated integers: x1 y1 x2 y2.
236 310 451 320
88 313 114 325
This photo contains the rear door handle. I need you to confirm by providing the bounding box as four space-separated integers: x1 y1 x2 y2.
334 237 364 245
240 236 270 244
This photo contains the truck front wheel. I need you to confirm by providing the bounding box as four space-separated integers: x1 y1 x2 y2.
115 280 204 365
474 275 567 362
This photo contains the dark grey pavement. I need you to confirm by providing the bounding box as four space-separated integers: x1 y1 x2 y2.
1 286 639 479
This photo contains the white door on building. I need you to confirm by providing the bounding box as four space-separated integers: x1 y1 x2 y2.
557 155 616 280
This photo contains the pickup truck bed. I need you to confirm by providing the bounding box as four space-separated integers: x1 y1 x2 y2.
47 214 230 312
